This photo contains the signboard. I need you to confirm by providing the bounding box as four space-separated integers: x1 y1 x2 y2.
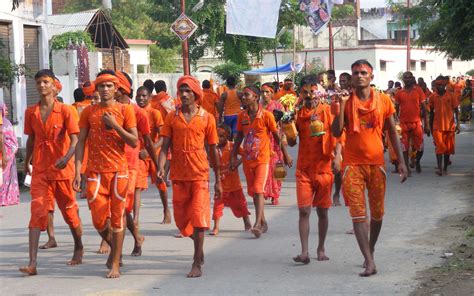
171 13 198 41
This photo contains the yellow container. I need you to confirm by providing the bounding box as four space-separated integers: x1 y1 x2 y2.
282 121 298 140
310 120 325 137
273 162 287 181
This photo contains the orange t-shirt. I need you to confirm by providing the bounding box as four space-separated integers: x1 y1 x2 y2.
24 100 79 180
296 104 334 173
218 141 243 192
429 92 457 131
151 91 176 119
223 89 241 116
73 100 92 117
160 106 218 181
125 104 150 171
142 104 164 145
236 106 278 167
343 91 395 166
394 86 425 123
201 89 219 118
79 103 137 173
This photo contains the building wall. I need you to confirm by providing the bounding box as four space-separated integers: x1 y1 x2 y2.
128 44 150 66
0 1 50 143
101 48 131 72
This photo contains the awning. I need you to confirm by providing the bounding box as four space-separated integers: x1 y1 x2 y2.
243 62 304 75
380 59 395 62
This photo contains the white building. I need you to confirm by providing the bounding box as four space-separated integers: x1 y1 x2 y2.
125 39 153 91
0 0 49 139
264 45 474 88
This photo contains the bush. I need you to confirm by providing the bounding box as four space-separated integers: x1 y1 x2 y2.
466 69 474 76
213 62 249 81
50 31 96 51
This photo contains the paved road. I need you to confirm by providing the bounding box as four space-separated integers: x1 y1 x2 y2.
1 125 473 295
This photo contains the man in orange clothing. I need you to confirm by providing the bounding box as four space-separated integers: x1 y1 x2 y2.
273 78 297 101
151 80 176 119
231 86 292 238
20 69 84 276
288 75 340 264
429 76 461 176
201 80 220 121
136 86 171 224
157 75 221 278
218 76 242 136
210 123 252 235
74 70 138 278
332 60 408 277
394 71 430 175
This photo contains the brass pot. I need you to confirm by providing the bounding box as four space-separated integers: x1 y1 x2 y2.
310 119 325 137
273 162 287 181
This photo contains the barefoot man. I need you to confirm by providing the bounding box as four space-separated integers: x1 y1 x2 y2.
20 69 84 276
231 86 292 238
429 75 461 176
136 86 171 224
74 70 138 278
289 76 339 264
332 60 408 276
157 75 222 278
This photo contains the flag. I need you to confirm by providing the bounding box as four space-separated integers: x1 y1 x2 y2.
226 0 282 39
299 0 343 35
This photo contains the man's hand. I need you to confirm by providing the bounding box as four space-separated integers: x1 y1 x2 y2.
73 173 82 192
24 161 32 175
139 149 148 160
229 157 238 171
337 90 350 103
333 154 342 173
455 124 461 134
102 112 118 130
157 166 165 180
284 152 293 168
424 125 431 137
398 162 409 183
214 181 223 199
55 156 68 169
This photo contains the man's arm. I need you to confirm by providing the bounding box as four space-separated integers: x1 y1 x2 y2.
73 128 88 192
208 144 222 198
55 133 78 169
332 92 350 137
102 112 138 147
157 137 171 179
217 92 227 121
271 131 293 167
230 131 244 170
385 115 408 183
454 107 461 134
24 135 34 175
421 102 430 136
143 134 159 170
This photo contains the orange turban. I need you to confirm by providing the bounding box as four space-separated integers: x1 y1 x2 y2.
82 81 95 96
177 75 203 102
54 78 62 93
261 85 274 93
94 74 119 87
116 71 131 95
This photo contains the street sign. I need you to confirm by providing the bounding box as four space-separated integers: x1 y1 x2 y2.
171 13 198 41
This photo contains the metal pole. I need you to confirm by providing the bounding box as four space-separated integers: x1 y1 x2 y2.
406 0 411 71
328 21 334 70
292 25 297 80
181 0 190 75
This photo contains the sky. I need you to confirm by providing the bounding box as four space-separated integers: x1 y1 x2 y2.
359 0 391 9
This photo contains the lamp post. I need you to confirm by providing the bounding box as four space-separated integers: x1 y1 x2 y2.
181 0 190 75
406 0 411 71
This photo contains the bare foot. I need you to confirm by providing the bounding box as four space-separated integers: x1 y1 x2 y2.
332 195 342 206
407 170 412 177
251 227 262 238
359 265 377 277
106 264 121 279
161 210 172 224
271 198 279 205
261 222 268 234
317 248 329 261
293 254 310 264
106 256 123 269
209 228 219 236
19 265 37 276
98 240 110 254
244 222 252 231
131 235 145 256
39 239 57 250
416 162 422 173
67 248 84 265
187 264 202 278
435 169 443 176
174 233 183 238
345 229 355 235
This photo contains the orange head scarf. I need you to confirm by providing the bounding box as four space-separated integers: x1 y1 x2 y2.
177 75 203 103
116 71 131 95
82 81 95 96
261 84 274 94
94 73 119 87
347 88 380 134
54 78 62 93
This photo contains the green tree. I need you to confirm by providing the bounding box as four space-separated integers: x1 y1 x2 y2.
149 45 179 73
392 0 474 60
213 62 249 81
50 31 96 51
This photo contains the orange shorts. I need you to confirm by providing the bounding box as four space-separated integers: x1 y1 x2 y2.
125 169 138 214
342 165 386 223
432 130 455 155
29 175 80 231
172 180 211 237
138 158 167 191
400 121 424 152
212 189 250 220
243 163 270 197
86 171 128 232
296 170 333 209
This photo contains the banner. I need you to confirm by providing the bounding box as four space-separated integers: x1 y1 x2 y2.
299 0 343 35
226 0 282 39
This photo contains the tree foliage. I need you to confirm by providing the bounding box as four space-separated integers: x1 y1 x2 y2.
149 45 179 73
392 0 474 60
213 62 249 81
331 4 355 21
50 31 96 51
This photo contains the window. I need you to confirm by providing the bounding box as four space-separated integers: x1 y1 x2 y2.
447 59 452 70
410 60 416 71
380 60 387 71
420 61 426 71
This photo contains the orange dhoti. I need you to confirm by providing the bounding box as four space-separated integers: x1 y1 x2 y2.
400 121 424 152
342 165 386 223
212 189 250 220
137 158 167 191
243 163 270 197
86 171 128 232
172 180 211 237
296 170 333 208
29 175 80 231
432 130 455 155
125 169 138 214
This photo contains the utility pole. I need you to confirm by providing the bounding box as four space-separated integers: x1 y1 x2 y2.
102 0 116 70
292 25 297 80
181 0 190 75
406 0 411 71
328 21 334 70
